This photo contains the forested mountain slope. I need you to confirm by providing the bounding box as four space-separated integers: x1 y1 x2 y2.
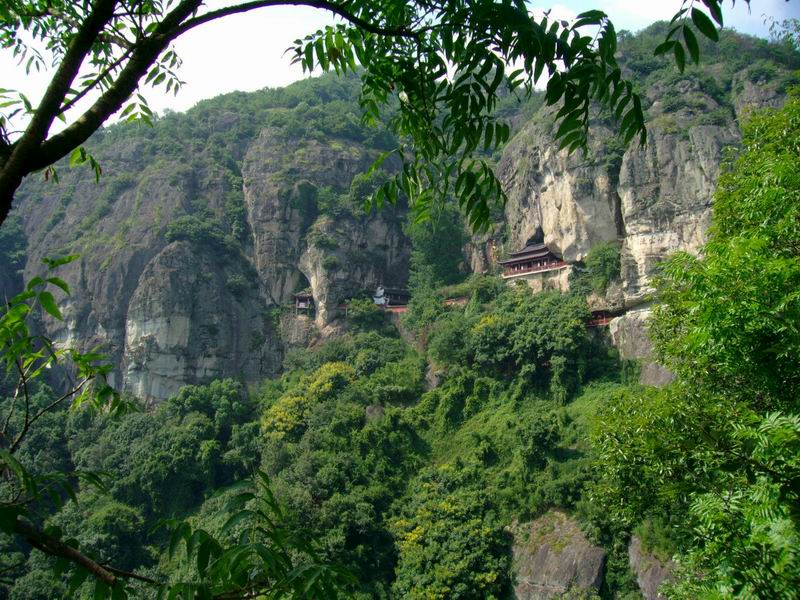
3 75 410 402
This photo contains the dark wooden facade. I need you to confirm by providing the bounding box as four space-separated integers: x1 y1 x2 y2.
499 243 567 278
373 286 411 307
294 289 314 314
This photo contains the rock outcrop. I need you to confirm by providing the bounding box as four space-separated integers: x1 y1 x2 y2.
8 79 410 403
628 536 676 600
486 47 795 375
494 111 738 306
609 308 674 387
241 128 375 306
299 209 409 328
497 119 622 265
512 511 606 600
122 241 279 403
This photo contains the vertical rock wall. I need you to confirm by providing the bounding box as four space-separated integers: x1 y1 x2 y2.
12 121 410 403
487 62 792 375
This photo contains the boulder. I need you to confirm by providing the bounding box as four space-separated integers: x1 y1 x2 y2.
628 536 676 600
512 511 606 600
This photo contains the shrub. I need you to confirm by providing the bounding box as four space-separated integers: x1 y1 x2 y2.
427 313 472 368
165 214 240 255
346 298 385 331
391 464 511 599
225 274 250 297
570 241 621 295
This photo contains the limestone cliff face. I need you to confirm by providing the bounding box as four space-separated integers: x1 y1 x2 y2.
497 119 622 265
628 536 675 600
512 511 606 600
242 128 409 326
8 80 411 403
493 114 737 308
486 56 792 373
299 210 409 327
122 241 279 403
15 157 193 389
241 129 376 305
616 123 737 305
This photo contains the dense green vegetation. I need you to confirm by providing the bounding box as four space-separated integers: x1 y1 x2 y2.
618 22 800 120
2 250 632 597
592 89 800 599
569 242 622 296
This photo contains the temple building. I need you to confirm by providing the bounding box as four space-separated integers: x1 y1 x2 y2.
499 243 567 278
294 289 314 314
498 242 571 292
373 286 411 307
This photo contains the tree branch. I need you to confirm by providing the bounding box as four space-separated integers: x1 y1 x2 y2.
30 0 204 173
101 563 160 585
0 0 422 223
0 0 119 225
30 0 419 173
55 48 134 118
8 359 31 454
0 379 23 442
14 518 118 586
25 378 90 434
174 0 418 39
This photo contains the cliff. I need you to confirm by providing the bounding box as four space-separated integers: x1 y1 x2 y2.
2 26 796 399
5 76 409 403
480 25 798 382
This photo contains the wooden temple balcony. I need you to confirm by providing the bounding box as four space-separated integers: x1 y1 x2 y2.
588 311 619 327
294 289 315 314
501 260 568 279
499 242 568 280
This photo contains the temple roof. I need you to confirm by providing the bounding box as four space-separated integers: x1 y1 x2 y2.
498 243 560 265
381 287 410 296
294 288 313 298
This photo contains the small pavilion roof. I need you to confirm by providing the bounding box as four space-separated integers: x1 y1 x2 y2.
294 288 313 298
381 287 410 297
498 243 560 265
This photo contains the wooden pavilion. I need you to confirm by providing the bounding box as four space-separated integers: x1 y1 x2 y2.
294 289 314 314
499 243 567 279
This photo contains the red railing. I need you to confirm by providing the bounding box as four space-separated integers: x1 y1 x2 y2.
384 305 409 314
588 316 614 327
502 261 568 278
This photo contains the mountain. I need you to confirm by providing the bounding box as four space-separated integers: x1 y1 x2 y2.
2 25 797 401
470 23 799 383
3 75 410 402
3 23 799 600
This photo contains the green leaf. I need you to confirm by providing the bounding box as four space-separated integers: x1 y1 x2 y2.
691 8 719 42
38 291 63 320
673 42 686 73
68 568 90 594
46 277 71 295
43 255 80 268
69 147 86 167
683 26 700 64
93 579 109 600
701 0 724 26
26 276 44 291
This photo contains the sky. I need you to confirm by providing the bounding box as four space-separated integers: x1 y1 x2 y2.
1 0 798 123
